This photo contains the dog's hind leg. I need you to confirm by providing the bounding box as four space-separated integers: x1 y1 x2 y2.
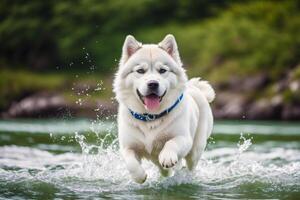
185 108 212 170
185 80 214 170
185 130 207 170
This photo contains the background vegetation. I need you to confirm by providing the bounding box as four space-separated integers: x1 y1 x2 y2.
1 0 299 119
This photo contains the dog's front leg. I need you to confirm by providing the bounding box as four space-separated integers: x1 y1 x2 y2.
122 148 147 183
159 136 192 169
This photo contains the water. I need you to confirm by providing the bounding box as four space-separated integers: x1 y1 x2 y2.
0 119 299 199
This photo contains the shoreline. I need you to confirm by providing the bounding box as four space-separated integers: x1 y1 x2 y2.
1 92 299 120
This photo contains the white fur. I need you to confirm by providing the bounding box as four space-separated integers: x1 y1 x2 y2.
113 34 215 183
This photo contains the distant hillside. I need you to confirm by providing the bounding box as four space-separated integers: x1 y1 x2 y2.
1 0 299 120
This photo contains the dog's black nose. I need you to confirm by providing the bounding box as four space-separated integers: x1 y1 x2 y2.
147 80 159 90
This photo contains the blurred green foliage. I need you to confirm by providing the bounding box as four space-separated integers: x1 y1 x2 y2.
134 0 300 81
1 0 300 111
0 0 238 72
1 0 299 76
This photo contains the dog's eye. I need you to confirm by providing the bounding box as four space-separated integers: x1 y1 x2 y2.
136 69 145 74
159 68 167 74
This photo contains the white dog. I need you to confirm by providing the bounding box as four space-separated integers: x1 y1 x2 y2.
113 34 215 183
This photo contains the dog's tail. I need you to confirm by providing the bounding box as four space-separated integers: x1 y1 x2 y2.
187 78 215 103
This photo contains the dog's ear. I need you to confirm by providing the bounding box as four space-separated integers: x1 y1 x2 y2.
158 34 182 66
121 35 142 64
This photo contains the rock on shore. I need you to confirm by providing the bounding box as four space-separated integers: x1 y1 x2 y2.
1 72 299 120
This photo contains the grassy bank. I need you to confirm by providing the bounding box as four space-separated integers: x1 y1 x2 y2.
0 69 113 111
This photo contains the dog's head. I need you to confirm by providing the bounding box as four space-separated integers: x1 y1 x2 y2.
113 34 187 114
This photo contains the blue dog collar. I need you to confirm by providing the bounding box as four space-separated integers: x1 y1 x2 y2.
129 93 184 122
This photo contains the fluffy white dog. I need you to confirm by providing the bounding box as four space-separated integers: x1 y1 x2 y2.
113 34 215 183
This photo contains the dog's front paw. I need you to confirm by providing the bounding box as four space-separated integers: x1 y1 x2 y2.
159 149 178 169
130 169 147 184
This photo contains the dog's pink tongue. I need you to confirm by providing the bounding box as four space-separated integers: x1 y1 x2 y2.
144 95 160 110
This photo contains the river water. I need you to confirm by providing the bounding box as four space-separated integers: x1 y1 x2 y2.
0 119 299 199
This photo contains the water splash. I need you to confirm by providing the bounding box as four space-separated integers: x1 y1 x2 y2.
1 120 300 199
1 131 300 195
237 133 252 154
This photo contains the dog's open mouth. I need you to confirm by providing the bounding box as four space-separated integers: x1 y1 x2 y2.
137 90 166 111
